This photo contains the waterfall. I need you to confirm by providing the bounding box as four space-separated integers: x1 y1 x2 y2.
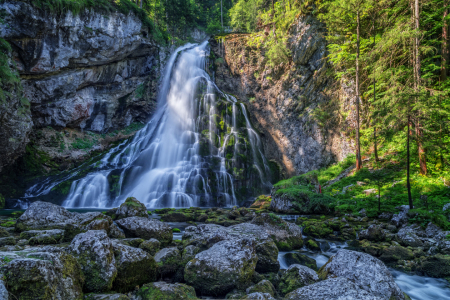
22 42 271 209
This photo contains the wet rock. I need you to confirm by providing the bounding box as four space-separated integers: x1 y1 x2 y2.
283 253 318 271
283 277 385 300
133 281 197 299
3 252 84 300
154 247 182 277
184 238 258 296
116 217 173 247
112 242 157 293
68 230 117 292
115 197 148 220
391 205 410 228
359 224 387 242
255 239 280 273
318 250 406 299
304 239 320 251
15 201 74 231
21 229 65 245
181 245 200 264
278 264 319 296
246 279 276 296
139 238 160 256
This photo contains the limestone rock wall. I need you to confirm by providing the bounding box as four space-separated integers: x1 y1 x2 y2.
211 15 355 177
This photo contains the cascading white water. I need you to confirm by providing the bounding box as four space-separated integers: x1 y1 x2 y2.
23 41 272 208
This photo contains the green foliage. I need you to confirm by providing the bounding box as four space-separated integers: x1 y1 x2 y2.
229 0 261 32
172 228 181 232
70 135 98 151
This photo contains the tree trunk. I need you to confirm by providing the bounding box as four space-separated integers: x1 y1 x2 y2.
221 0 223 29
373 4 379 162
140 0 143 9
413 0 426 175
355 10 363 171
442 1 448 81
407 115 413 209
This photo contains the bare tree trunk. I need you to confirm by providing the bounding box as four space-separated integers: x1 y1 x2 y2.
221 0 223 29
140 0 143 9
355 10 363 171
373 2 379 162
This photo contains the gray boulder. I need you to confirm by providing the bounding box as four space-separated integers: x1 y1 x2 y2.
112 242 157 293
184 238 258 296
283 277 384 300
3 252 84 300
396 225 424 247
68 230 117 292
318 250 406 299
116 217 172 247
246 279 276 296
278 264 319 296
391 205 410 228
132 281 197 300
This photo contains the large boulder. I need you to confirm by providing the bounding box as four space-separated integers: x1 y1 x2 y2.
15 201 117 241
278 264 319 296
112 242 157 293
318 250 406 300
116 217 172 247
417 254 450 278
283 277 385 300
246 280 276 297
3 252 84 300
139 238 160 256
133 282 197 300
68 230 117 292
114 197 148 220
396 225 424 247
183 223 280 273
184 238 258 296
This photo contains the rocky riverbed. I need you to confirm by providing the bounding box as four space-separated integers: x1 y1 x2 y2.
0 199 448 299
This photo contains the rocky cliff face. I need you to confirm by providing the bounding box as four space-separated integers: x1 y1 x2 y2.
210 15 355 177
0 1 169 172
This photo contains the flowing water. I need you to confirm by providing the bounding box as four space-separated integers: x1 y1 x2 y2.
20 42 271 209
278 242 450 300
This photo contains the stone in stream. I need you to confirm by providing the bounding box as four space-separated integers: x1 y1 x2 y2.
243 293 276 300
318 250 408 300
3 251 84 300
112 242 157 293
417 254 450 278
283 277 385 300
184 238 258 296
358 224 387 242
133 281 197 299
112 197 149 220
68 230 117 292
84 294 129 300
278 264 319 296
283 253 318 271
116 217 173 247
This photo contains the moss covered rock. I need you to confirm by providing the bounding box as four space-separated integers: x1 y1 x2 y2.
4 252 84 300
154 247 182 277
133 282 197 299
0 236 15 246
379 246 414 265
68 230 117 293
284 253 318 271
115 197 148 220
305 239 320 251
184 238 257 296
139 238 161 256
301 220 333 238
112 242 157 293
418 254 450 278
278 264 319 296
116 217 173 247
